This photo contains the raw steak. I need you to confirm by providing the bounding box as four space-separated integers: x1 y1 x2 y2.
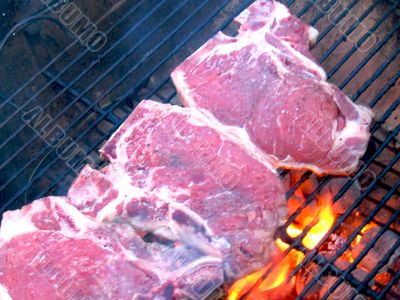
68 100 286 280
0 196 224 300
171 0 373 175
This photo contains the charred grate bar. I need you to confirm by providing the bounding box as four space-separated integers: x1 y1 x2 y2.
0 0 399 299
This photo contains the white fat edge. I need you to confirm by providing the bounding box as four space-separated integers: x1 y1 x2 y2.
279 38 326 80
235 0 291 27
0 284 13 300
0 197 97 243
212 29 289 78
177 255 223 277
331 118 339 146
110 113 151 166
114 122 139 165
0 199 47 242
188 32 233 66
308 26 319 44
275 159 353 176
185 106 279 174
353 102 373 129
245 0 322 76
173 0 321 88
272 0 292 20
357 103 374 121
321 81 373 122
171 32 232 77
100 100 156 156
96 172 147 222
167 201 223 258
172 12 291 87
50 197 97 234
222 3 324 79
113 239 139 262
158 102 208 133
68 165 99 207
232 1 322 78
332 119 370 152
121 217 174 240
96 170 175 238
171 69 199 110
319 81 372 151
143 166 165 193
154 185 191 205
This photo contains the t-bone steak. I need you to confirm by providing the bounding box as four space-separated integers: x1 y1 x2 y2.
68 100 286 280
0 196 225 300
171 0 372 175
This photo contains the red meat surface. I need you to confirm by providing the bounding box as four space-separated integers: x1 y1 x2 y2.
171 0 372 175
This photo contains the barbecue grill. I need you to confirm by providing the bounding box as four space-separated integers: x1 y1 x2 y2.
0 0 399 299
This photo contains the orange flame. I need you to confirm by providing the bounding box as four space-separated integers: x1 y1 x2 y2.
228 254 294 300
287 194 335 249
349 222 377 262
228 192 335 299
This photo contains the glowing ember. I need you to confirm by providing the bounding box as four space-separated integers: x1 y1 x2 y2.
228 192 335 299
349 223 377 262
352 223 377 249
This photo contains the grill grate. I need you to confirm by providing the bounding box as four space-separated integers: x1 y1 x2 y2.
0 0 399 299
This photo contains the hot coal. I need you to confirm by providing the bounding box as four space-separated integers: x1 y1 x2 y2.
319 276 365 300
351 227 400 272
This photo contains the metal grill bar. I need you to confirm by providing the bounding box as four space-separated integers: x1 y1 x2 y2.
354 239 400 298
327 2 398 78
286 0 296 8
0 0 193 179
4 0 388 171
371 136 398 156
315 0 360 44
309 0 343 26
351 51 400 102
318 182 400 299
244 219 319 299
371 98 400 132
42 70 119 124
369 71 400 107
0 1 398 298
28 0 255 201
283 101 398 234
377 270 400 300
0 0 254 211
284 173 311 200
0 0 163 146
318 0 380 63
296 1 316 18
0 0 143 112
296 151 400 299
338 27 400 89
275 122 400 270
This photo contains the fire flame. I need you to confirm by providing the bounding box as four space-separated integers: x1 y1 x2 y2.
287 194 335 249
227 253 297 300
228 193 335 299
349 223 377 262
